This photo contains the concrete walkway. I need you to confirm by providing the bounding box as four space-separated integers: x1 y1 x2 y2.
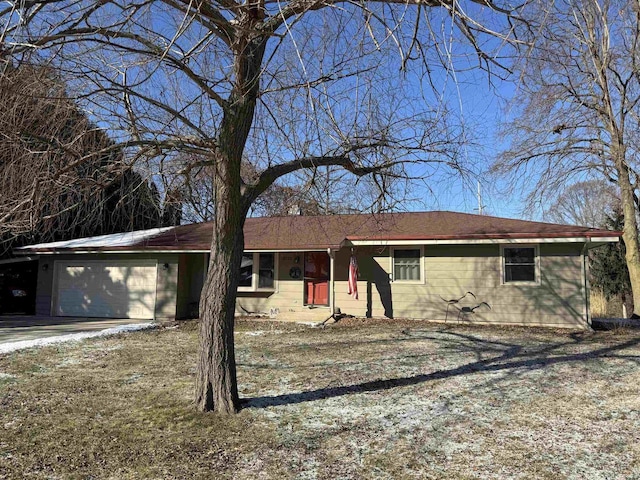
0 316 153 344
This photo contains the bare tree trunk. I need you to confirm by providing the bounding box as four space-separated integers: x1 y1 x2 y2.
617 160 640 316
196 167 247 413
195 140 249 413
195 31 267 413
196 246 241 413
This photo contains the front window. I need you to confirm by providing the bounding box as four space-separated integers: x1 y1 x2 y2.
503 247 537 283
393 248 421 281
258 253 274 289
239 254 253 287
238 252 276 291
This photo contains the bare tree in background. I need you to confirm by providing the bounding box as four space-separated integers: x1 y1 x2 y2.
493 0 640 315
178 157 406 221
544 180 619 227
0 62 164 254
1 0 526 413
168 156 323 222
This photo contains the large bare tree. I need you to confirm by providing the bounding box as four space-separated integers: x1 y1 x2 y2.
1 0 525 413
493 0 640 314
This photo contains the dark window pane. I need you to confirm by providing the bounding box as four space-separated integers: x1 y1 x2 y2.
258 253 274 288
394 249 420 260
259 253 274 270
239 254 253 287
505 265 535 282
504 248 535 264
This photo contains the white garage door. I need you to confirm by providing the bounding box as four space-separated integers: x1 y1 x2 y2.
54 261 157 319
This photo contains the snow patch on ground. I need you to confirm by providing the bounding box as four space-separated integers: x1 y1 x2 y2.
0 323 156 355
242 330 284 336
0 372 16 379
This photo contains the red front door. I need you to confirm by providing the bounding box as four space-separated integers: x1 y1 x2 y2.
304 252 330 306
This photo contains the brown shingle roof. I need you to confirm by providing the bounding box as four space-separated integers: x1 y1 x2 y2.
18 211 620 253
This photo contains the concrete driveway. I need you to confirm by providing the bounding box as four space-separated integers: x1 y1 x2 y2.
0 316 154 345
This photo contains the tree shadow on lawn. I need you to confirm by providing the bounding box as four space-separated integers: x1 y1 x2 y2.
242 331 640 409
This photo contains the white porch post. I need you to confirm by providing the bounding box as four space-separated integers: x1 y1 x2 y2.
328 248 335 315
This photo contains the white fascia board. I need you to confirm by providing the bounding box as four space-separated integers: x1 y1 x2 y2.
0 255 39 265
23 247 334 255
347 236 620 246
244 248 330 253
17 249 210 255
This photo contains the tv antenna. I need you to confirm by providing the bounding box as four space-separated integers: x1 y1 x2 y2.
475 180 485 215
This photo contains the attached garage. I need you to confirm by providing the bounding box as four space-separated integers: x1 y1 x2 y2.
53 260 158 319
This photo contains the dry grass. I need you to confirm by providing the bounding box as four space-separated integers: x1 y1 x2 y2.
590 289 624 318
1 318 640 479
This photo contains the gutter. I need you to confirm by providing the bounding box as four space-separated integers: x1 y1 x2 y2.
581 241 591 328
347 236 620 246
0 255 39 265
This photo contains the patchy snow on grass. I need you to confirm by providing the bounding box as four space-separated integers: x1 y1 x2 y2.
0 323 156 355
3 319 640 479
242 330 284 336
233 324 640 479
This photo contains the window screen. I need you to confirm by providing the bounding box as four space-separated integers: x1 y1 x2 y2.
393 249 421 281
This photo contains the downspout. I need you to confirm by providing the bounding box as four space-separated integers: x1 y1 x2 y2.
328 248 336 316
581 240 591 328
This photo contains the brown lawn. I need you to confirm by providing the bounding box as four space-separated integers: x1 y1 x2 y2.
1 318 639 479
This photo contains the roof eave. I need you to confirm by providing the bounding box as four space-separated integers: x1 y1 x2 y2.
347 235 620 246
15 244 343 255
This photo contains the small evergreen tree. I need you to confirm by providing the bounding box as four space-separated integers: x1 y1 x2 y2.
590 208 633 316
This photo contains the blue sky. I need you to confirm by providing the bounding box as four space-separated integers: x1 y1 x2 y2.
401 66 527 220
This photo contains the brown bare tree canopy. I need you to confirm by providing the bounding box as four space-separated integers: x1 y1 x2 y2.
493 0 640 316
0 62 167 255
1 0 527 413
544 180 619 228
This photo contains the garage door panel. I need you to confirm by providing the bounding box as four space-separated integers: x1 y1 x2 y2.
54 261 157 319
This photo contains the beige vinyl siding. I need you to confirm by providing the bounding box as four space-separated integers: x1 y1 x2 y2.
34 242 587 328
35 258 54 316
333 244 588 329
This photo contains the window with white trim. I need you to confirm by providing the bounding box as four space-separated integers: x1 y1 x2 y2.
392 248 421 281
503 246 537 283
239 253 275 291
